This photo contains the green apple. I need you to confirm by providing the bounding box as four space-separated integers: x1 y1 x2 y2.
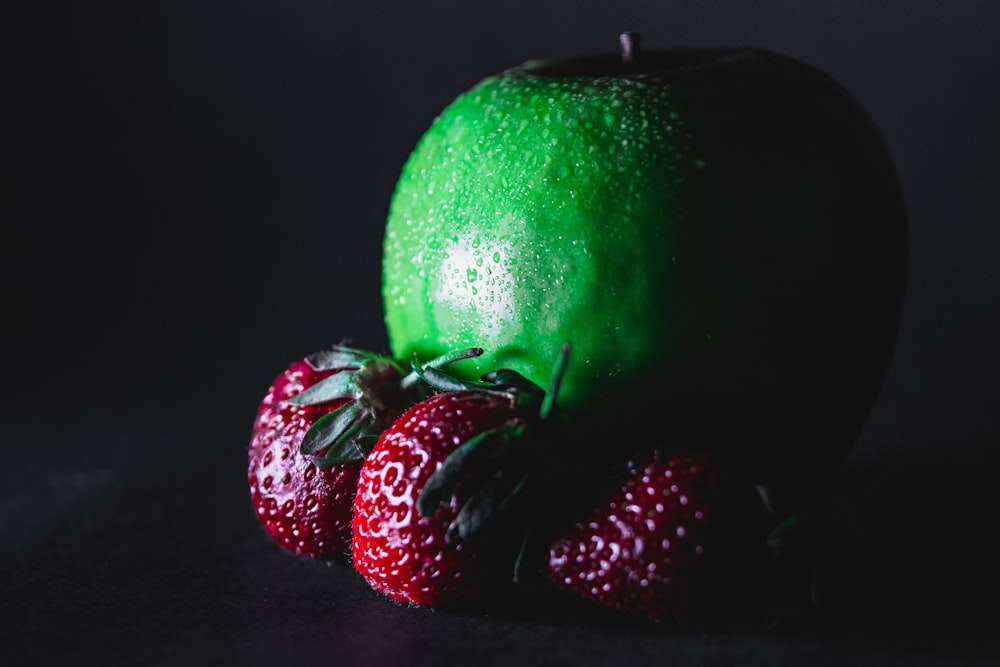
381 37 906 484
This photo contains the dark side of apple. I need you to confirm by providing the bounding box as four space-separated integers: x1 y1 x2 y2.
527 46 907 505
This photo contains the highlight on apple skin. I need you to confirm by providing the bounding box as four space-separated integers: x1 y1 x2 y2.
381 33 907 494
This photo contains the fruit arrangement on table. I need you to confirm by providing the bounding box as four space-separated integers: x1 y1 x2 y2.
248 33 906 626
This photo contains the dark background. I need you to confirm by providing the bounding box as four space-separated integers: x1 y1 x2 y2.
4 1 999 665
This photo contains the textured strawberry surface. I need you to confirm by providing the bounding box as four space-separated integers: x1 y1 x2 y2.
546 451 726 623
352 391 520 607
249 360 362 558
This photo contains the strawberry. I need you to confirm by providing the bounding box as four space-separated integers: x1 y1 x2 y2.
248 344 480 559
545 449 776 625
351 345 571 607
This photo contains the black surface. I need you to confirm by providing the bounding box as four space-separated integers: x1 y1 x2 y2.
4 2 1000 665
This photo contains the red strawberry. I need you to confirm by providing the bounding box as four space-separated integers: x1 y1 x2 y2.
351 346 570 607
248 344 481 559
545 449 774 624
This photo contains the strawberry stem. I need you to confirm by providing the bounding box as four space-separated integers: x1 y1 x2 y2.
400 346 484 389
539 343 571 421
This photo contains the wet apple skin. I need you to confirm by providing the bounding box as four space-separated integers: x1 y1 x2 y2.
382 72 705 408
381 49 907 489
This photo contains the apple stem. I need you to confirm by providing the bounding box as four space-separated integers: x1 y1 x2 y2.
619 31 641 64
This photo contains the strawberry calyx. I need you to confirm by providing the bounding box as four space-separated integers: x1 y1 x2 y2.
416 343 572 544
294 344 483 468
